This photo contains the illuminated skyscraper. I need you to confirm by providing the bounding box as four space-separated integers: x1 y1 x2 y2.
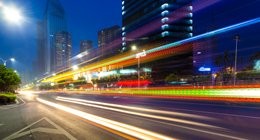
122 0 193 79
52 31 71 70
44 0 67 73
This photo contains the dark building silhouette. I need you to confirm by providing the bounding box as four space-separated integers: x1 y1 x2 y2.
37 20 45 77
80 40 94 53
32 61 38 80
98 25 122 60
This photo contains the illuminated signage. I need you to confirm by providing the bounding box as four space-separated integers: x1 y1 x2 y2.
199 67 211 71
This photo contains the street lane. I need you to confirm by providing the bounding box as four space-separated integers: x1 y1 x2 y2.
37 92 260 140
1 92 260 140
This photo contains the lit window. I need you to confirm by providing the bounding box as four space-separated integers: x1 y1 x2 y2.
122 6 125 10
161 17 169 23
122 11 126 15
161 24 169 30
122 42 126 46
122 1 124 5
122 32 126 36
161 3 168 9
161 31 169 37
189 6 193 11
197 52 201 54
189 26 193 31
161 10 169 16
122 27 125 31
189 33 193 37
122 37 126 41
122 47 126 51
188 13 193 18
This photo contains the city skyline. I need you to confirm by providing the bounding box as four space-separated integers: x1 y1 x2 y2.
1 0 260 73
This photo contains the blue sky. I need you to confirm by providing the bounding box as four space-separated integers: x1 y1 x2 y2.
0 0 260 73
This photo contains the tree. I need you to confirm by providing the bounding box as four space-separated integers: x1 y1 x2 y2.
248 51 260 70
165 74 178 83
214 51 244 75
0 64 21 92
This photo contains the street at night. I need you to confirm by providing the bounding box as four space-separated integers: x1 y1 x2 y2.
1 92 260 140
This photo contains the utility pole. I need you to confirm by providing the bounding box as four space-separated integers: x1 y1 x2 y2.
232 34 241 86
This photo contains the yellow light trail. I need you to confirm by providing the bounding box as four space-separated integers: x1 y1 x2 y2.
37 98 175 140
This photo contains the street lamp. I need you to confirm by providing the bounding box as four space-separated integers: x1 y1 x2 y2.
232 34 241 86
73 65 78 70
0 58 15 65
3 7 22 22
132 46 146 90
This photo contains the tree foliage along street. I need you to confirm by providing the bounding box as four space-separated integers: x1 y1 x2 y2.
165 74 178 83
0 64 21 92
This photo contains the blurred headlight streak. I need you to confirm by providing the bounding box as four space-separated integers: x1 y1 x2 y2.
56 97 225 130
37 98 174 140
56 96 210 119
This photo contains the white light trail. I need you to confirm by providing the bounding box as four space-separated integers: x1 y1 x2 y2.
56 97 224 130
37 98 175 140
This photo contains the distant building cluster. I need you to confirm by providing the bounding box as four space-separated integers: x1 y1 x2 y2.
21 0 219 86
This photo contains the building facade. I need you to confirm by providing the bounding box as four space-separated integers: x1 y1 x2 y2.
32 61 38 80
37 20 45 77
98 25 122 60
122 0 193 79
21 70 31 85
80 40 94 53
51 31 72 70
44 0 67 73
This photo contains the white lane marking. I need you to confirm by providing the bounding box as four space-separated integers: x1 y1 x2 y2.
17 96 26 106
37 98 175 140
57 98 225 130
15 98 19 104
3 117 77 140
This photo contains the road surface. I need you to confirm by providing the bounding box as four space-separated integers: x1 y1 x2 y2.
1 92 260 140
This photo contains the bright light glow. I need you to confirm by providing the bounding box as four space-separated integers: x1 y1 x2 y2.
122 11 126 15
199 67 211 72
161 3 169 9
122 42 126 46
77 54 83 58
132 46 136 50
122 32 126 36
14 70 17 73
161 31 169 37
11 58 15 61
161 10 169 16
73 65 78 70
3 7 21 22
161 17 169 23
37 98 174 140
161 24 169 30
52 73 56 76
136 50 146 58
51 83 54 86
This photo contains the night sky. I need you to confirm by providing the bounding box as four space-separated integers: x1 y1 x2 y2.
0 0 260 73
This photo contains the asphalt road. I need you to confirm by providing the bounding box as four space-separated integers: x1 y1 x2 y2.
1 92 260 140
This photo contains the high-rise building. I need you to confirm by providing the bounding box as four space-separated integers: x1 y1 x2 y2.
122 0 193 79
44 0 67 73
80 40 94 53
32 61 38 80
37 20 45 76
193 6 218 75
98 25 121 60
21 70 31 85
51 31 72 70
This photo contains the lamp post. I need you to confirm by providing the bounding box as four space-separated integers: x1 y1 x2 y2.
0 58 15 65
132 46 146 90
232 34 241 86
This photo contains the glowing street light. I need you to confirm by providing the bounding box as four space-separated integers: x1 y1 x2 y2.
0 57 15 65
3 7 22 22
73 65 78 70
132 46 146 90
